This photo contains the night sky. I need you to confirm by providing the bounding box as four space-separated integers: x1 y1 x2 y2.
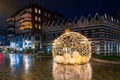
0 0 120 29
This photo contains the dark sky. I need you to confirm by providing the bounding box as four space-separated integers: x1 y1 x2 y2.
0 0 120 29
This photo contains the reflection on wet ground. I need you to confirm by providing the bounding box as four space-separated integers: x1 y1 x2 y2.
0 53 120 80
92 59 120 80
53 62 92 80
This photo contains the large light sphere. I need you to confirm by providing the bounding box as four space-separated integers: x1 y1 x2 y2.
52 30 92 64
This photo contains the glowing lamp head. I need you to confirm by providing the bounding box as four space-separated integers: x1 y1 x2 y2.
52 31 92 65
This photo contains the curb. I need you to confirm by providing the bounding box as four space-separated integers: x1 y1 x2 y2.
92 58 120 64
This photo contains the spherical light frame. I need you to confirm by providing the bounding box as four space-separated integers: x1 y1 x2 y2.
52 31 92 65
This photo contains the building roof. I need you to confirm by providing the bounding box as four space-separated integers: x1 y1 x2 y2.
10 3 65 18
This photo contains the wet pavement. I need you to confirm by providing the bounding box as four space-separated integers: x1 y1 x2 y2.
0 53 120 80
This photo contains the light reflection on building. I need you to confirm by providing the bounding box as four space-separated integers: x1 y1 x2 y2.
52 62 92 80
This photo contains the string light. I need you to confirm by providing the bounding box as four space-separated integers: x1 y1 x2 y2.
52 29 92 65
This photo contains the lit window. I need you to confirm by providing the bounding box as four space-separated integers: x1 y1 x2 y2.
35 16 37 21
35 24 37 28
35 8 37 13
38 17 41 22
39 25 41 29
38 10 41 14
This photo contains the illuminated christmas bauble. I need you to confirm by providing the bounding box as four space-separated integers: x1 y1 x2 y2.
52 29 92 64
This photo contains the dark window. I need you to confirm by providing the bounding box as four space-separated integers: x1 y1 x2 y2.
35 35 40 40
95 29 99 37
88 30 91 37
81 30 84 35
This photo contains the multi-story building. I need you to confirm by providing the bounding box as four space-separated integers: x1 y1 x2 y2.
7 4 65 52
43 13 120 55
7 4 120 55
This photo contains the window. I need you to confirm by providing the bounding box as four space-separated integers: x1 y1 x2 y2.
35 35 40 40
95 29 99 37
35 24 37 28
38 10 41 14
38 17 41 22
48 14 51 18
3 36 5 39
39 25 41 29
88 30 91 37
35 8 37 13
35 16 37 21
81 30 84 35
44 12 47 17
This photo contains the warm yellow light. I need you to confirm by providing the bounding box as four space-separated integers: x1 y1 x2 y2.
19 22 32 30
52 31 92 65
53 62 92 80
65 28 70 33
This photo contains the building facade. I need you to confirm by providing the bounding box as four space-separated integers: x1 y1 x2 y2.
0 29 9 51
7 4 65 52
7 4 120 55
43 13 120 55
